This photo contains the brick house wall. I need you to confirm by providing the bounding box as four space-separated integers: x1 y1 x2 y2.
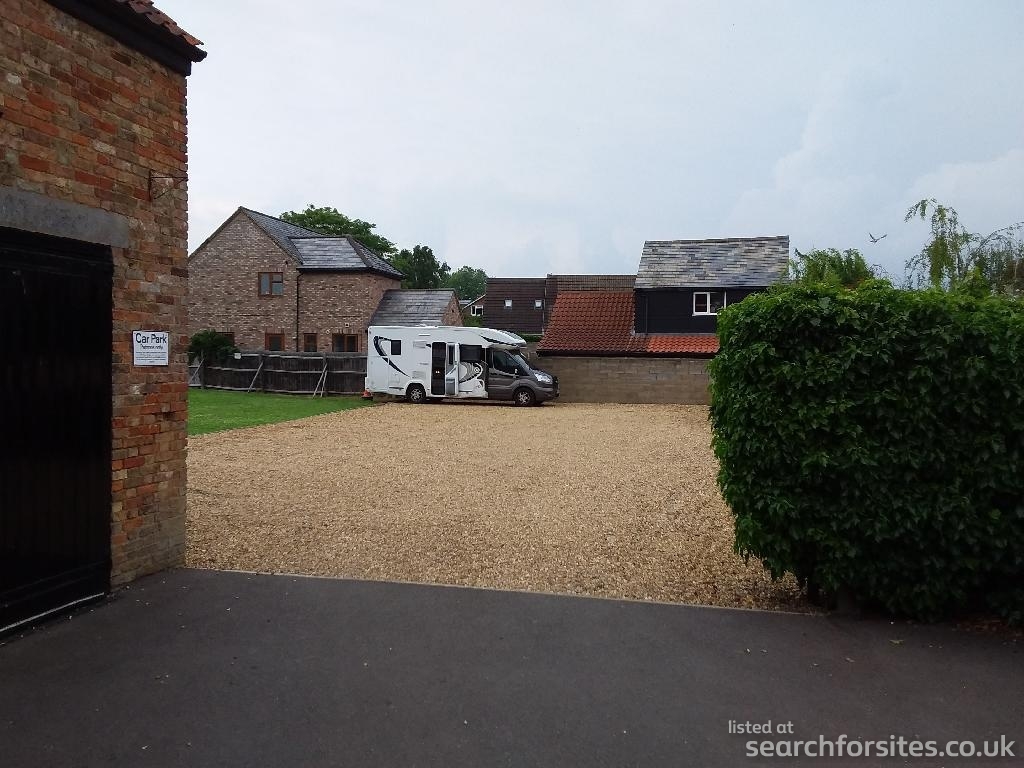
188 210 300 350
535 356 710 404
299 272 400 352
189 210 402 352
441 294 463 326
0 0 200 583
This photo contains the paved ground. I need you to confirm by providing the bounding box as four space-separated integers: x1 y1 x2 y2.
188 403 804 610
1 569 1020 768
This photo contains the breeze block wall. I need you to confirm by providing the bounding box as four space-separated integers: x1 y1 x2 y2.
0 0 195 583
536 356 711 404
188 210 299 350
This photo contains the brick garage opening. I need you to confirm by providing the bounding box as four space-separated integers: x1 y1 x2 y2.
0 0 205 630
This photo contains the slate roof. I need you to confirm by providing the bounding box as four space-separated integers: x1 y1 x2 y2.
538 292 719 356
636 236 789 289
371 290 458 326
241 208 403 279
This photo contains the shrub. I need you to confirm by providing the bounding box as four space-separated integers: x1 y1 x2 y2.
708 282 1024 621
789 247 876 288
188 330 238 364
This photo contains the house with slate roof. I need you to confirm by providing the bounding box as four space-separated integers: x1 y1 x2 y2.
539 235 789 356
535 236 789 403
634 235 790 334
188 207 460 353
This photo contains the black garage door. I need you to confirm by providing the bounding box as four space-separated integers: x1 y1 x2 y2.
0 227 112 631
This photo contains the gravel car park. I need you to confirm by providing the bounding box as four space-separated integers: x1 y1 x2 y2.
187 402 806 611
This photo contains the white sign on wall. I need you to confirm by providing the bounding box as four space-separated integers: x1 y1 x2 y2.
133 330 169 366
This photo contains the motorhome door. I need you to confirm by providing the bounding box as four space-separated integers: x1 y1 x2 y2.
431 342 459 397
430 342 446 395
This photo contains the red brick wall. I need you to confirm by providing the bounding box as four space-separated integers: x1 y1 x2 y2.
188 210 301 350
299 271 400 352
0 0 193 583
441 295 463 326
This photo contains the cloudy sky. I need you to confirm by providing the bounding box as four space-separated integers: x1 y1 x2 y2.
162 0 1024 279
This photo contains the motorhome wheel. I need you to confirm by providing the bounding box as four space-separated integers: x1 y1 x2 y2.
407 384 427 404
513 387 535 407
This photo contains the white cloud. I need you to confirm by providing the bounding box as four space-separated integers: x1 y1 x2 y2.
163 0 1024 279
906 149 1024 234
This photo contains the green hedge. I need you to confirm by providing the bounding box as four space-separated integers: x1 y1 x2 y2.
708 282 1024 622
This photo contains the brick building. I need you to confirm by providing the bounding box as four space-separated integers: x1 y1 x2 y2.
189 207 461 352
0 0 204 628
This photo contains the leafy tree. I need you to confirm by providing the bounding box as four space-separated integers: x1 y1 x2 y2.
445 265 487 300
789 248 875 288
392 245 451 289
188 330 237 364
905 198 1024 295
280 204 396 257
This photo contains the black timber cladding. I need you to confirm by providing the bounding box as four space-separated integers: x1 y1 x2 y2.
634 287 763 333
483 278 547 334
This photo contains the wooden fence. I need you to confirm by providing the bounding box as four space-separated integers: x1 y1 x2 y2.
188 352 367 396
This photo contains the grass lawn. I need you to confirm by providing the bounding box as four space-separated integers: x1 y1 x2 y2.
188 389 371 436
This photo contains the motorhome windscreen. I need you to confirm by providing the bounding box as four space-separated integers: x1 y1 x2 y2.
491 350 530 373
508 352 531 371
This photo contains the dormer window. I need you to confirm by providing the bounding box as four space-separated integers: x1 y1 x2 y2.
694 291 726 315
259 272 284 296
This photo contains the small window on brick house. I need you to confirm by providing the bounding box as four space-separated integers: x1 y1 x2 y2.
259 272 284 296
220 332 235 346
332 333 359 353
303 333 318 352
504 298 512 308
265 332 284 351
471 305 483 317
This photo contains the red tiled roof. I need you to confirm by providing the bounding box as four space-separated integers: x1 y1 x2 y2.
640 334 719 355
114 0 205 49
538 291 719 356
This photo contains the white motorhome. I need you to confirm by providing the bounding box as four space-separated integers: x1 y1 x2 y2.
365 325 558 406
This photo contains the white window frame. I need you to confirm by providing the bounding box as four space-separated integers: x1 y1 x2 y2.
471 305 483 317
504 298 512 308
693 291 727 316
534 299 543 309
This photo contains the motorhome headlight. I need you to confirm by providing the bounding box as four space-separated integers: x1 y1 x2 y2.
535 372 553 385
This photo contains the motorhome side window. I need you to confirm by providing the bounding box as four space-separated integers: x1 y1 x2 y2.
460 344 483 362
390 340 401 355
491 349 516 374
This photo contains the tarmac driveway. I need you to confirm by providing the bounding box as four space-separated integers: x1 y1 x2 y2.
0 569 1020 767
